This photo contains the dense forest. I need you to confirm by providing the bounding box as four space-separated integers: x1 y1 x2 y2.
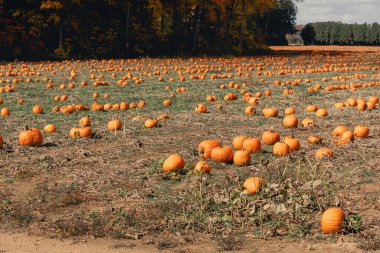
0 0 297 60
301 22 380 46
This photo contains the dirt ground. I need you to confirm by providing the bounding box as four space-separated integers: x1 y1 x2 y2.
0 230 372 253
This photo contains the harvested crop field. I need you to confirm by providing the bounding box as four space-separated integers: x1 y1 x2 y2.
0 50 379 252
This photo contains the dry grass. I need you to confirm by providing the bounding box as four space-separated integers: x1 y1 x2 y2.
0 51 379 250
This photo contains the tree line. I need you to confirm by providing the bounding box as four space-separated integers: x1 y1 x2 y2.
301 22 380 45
0 0 297 60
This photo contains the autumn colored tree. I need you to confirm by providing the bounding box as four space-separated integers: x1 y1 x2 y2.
0 0 301 60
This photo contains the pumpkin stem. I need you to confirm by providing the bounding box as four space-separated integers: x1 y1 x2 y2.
25 125 29 130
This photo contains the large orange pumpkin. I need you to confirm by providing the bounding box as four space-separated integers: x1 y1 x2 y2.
19 127 43 146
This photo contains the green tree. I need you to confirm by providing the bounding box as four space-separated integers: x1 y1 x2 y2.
300 23 315 45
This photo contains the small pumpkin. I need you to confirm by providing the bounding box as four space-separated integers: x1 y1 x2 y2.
107 119 122 131
243 177 264 195
321 207 345 234
162 154 185 172
1 107 10 116
163 100 171 107
262 130 280 145
232 135 248 150
283 115 298 128
69 127 92 138
138 100 146 108
306 105 318 112
144 118 158 128
211 146 233 163
315 148 333 159
0 135 3 149
80 116 91 127
233 149 251 166
316 108 328 117
301 118 316 127
354 125 369 138
244 105 255 116
32 105 43 114
273 142 290 156
198 140 221 159
242 137 261 154
194 161 211 174
262 107 278 117
308 136 321 144
158 114 169 120
333 126 348 137
44 124 56 133
195 103 207 113
285 107 295 115
346 98 357 106
19 127 43 146
206 95 217 102
120 101 129 110
341 131 354 141
284 136 300 151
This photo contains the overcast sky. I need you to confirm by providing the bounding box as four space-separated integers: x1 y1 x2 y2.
296 0 380 24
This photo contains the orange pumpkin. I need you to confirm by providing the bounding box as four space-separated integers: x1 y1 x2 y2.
194 161 211 174
44 124 56 133
285 107 295 115
80 116 91 127
262 107 278 117
306 105 318 112
301 118 316 127
19 127 43 146
321 208 345 234
243 177 264 195
233 150 251 166
163 99 172 107
69 127 92 138
1 107 10 116
144 119 158 128
283 115 298 128
195 103 207 113
232 135 249 150
211 146 233 163
354 125 369 138
242 137 261 154
107 119 122 131
308 136 321 144
341 131 354 141
244 105 256 116
273 142 290 156
316 108 328 117
198 140 221 159
32 105 43 114
162 154 185 172
284 136 300 151
333 126 348 137
262 130 280 145
315 148 333 159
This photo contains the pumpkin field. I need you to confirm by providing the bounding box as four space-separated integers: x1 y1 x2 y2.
0 48 379 252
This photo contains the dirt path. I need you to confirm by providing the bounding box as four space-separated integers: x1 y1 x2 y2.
0 231 371 253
